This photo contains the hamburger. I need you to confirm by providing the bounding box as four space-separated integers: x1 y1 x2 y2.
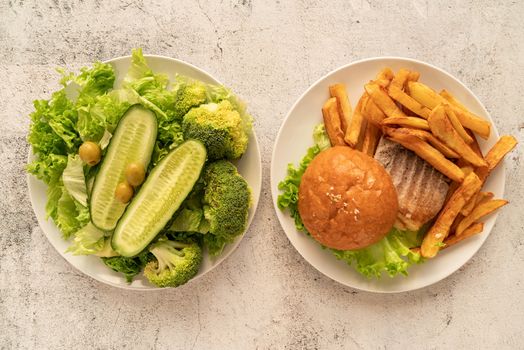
298 146 398 250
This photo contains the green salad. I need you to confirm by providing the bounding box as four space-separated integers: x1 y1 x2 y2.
277 124 425 278
28 49 253 287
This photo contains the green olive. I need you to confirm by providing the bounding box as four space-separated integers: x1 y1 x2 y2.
114 181 134 203
125 162 146 187
79 141 101 166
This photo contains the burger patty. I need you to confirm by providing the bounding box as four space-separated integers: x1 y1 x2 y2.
374 137 449 231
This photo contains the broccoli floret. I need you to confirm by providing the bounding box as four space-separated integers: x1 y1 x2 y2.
172 81 207 121
182 100 248 160
143 239 202 288
202 161 251 255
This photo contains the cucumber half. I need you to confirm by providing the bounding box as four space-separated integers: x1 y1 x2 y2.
112 140 207 257
90 105 157 231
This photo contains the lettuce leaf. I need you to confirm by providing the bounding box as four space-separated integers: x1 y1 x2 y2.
55 188 89 239
332 229 423 278
277 145 321 231
66 222 106 255
62 154 87 207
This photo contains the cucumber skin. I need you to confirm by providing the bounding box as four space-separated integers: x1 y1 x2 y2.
90 105 158 231
111 140 207 257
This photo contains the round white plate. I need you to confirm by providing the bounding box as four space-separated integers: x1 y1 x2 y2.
271 57 504 293
27 55 262 290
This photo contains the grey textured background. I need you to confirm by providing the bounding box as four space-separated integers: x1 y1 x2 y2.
1 1 523 349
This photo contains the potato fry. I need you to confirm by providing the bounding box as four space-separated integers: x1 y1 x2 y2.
461 191 494 216
361 95 386 126
456 199 508 236
428 104 487 167
445 166 473 204
376 67 394 81
484 135 518 172
439 89 469 111
361 123 382 156
408 82 491 138
329 84 352 133
389 69 410 90
407 71 420 82
382 116 430 130
388 85 431 119
344 94 366 147
443 222 484 249
385 128 465 182
365 83 407 119
461 135 516 213
439 89 490 138
444 104 474 144
421 172 482 258
393 128 459 158
322 98 346 146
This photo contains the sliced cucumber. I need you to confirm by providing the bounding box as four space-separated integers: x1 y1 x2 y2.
112 140 207 257
90 105 157 231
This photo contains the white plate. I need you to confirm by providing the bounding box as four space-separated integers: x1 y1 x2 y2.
27 55 262 290
271 57 504 293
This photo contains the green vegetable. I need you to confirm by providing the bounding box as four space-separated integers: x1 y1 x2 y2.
55 187 90 239
90 105 158 231
144 238 202 288
62 154 87 207
27 48 253 286
277 122 424 278
277 145 321 232
172 78 208 121
313 123 331 151
332 229 423 278
66 222 106 256
102 250 152 283
169 208 208 234
112 140 207 257
202 160 251 256
182 101 249 160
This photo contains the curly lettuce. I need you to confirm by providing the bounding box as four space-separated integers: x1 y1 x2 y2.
277 123 423 278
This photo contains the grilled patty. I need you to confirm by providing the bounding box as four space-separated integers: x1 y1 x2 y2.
374 137 449 231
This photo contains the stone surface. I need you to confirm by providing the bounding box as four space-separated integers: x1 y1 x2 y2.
1 1 523 349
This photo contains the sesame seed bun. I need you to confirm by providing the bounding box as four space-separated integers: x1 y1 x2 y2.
298 146 398 250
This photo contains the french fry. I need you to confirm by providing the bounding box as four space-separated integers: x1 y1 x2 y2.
382 116 430 130
461 135 516 213
393 128 459 158
361 95 386 126
443 222 484 249
421 172 482 258
408 82 491 138
484 135 518 172
440 89 469 111
439 89 490 139
445 166 473 204
444 105 474 144
475 191 494 205
456 199 508 236
376 67 394 81
345 94 366 148
322 98 346 146
329 84 352 134
428 104 487 167
361 123 382 156
388 85 431 119
385 128 465 182
389 68 410 90
461 190 494 216
407 71 420 82
365 83 407 119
